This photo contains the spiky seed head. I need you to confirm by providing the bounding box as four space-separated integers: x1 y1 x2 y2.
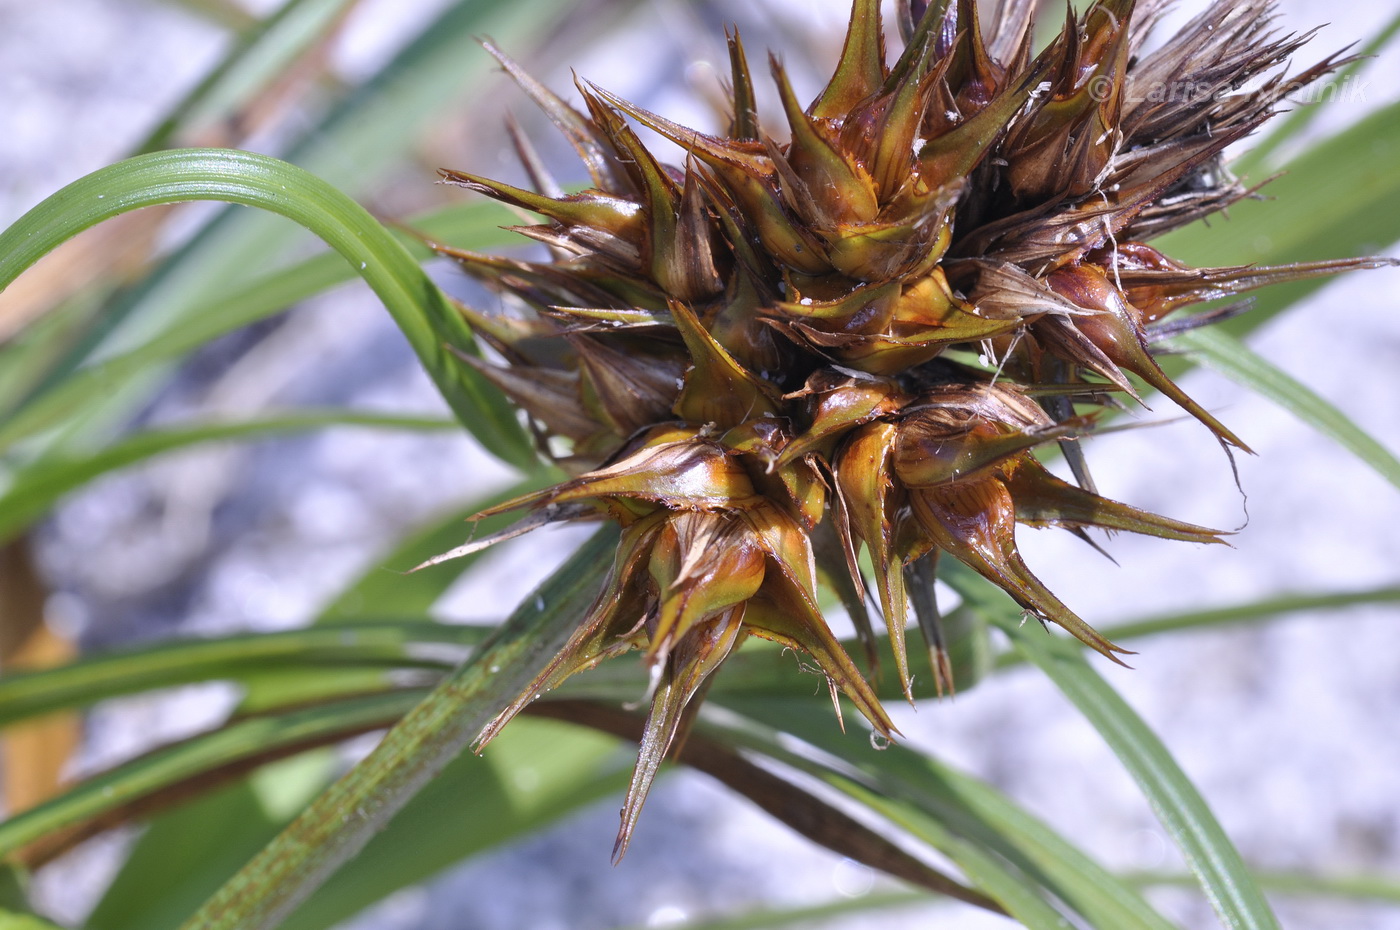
435 0 1393 856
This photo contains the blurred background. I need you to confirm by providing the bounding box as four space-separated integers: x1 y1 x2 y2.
1 0 1398 927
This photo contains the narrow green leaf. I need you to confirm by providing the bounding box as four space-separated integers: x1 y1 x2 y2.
836 784 1076 930
613 891 929 930
1230 12 1400 177
0 866 29 915
20 0 580 376
894 756 1178 930
180 527 617 930
0 691 424 859
85 758 331 930
0 622 484 730
279 717 629 930
1174 326 1400 492
980 599 1282 930
137 0 357 155
0 199 517 455
81 718 628 930
995 585 1400 670
0 868 26 913
1100 585 1400 643
88 472 551 923
0 912 65 930
1134 869 1400 905
714 699 1176 930
317 471 558 622
701 703 1087 928
0 291 100 420
0 411 457 544
1158 99 1400 336
0 148 535 468
149 0 257 31
13 0 629 425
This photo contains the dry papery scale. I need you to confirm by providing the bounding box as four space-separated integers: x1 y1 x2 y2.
418 0 1391 856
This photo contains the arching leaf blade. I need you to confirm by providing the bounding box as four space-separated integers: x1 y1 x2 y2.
0 148 534 468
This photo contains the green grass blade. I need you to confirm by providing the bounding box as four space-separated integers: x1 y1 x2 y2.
1100 586 1400 643
4 0 624 468
0 867 30 915
1173 327 1400 492
0 691 424 859
615 891 930 930
150 0 256 30
1158 99 1400 337
0 622 483 730
85 759 332 930
87 472 551 923
716 699 1177 930
1134 870 1400 906
80 717 627 930
316 470 558 622
136 0 357 155
278 717 629 930
983 606 1281 930
994 585 1400 670
0 290 104 420
0 200 517 454
701 704 1075 927
836 785 1075 929
0 411 457 544
0 912 65 930
179 526 617 930
0 148 534 468
1230 12 1400 177
26 0 609 395
907 755 1178 930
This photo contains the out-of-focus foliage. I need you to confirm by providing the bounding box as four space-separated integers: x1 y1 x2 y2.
0 2 1397 929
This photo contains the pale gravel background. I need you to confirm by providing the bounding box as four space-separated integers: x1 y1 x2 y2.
2 1 1398 928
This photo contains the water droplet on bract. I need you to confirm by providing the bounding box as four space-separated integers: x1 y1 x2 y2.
832 858 875 897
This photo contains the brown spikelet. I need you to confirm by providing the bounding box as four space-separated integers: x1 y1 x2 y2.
431 0 1395 856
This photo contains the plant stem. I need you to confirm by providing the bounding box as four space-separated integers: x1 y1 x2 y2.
179 527 616 930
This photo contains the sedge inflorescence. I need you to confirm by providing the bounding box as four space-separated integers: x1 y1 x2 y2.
433 0 1379 855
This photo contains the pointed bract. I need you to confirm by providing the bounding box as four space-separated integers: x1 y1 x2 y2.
434 0 1394 854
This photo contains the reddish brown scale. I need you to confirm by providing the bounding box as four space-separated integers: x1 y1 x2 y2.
426 0 1391 857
